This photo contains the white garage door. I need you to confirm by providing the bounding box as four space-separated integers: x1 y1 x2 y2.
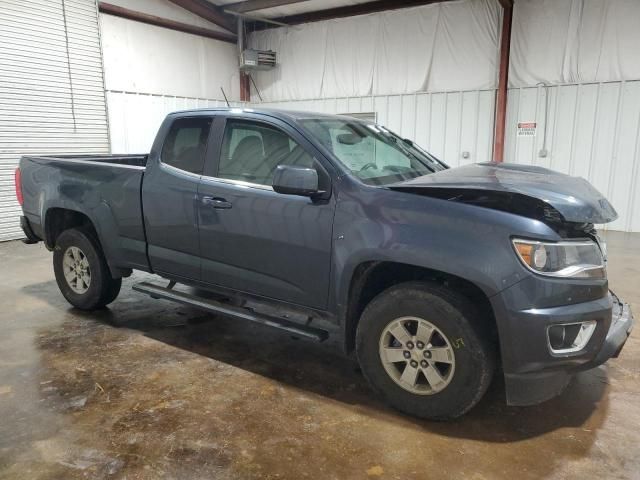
0 0 109 241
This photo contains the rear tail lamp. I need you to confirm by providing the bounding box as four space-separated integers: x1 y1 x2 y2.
15 168 23 206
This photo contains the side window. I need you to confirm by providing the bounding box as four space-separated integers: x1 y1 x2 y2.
219 120 316 186
161 117 212 174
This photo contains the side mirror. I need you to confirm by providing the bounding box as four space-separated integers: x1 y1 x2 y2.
272 165 319 197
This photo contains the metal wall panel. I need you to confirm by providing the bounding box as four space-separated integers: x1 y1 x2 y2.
257 90 497 168
107 89 496 168
0 0 109 241
505 81 640 232
106 91 242 153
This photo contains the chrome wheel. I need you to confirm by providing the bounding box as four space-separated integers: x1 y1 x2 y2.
378 316 455 395
62 246 91 294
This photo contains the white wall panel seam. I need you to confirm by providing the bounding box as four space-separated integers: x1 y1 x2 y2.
586 84 602 183
549 86 560 168
606 83 625 202
567 84 580 176
442 92 448 162
457 91 464 162
625 113 640 230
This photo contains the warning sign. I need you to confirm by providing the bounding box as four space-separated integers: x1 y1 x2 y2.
517 122 537 137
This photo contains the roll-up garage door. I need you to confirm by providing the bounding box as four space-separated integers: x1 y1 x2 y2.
0 0 109 241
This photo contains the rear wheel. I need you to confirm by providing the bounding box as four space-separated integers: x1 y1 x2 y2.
53 228 122 310
356 281 495 420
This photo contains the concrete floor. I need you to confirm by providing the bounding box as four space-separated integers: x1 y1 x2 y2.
0 233 638 480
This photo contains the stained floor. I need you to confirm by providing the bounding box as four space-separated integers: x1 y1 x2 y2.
0 232 639 480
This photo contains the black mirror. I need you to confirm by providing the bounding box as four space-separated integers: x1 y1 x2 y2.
337 132 363 145
272 165 319 197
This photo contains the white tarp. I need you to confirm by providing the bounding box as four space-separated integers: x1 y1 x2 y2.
510 0 640 87
101 14 240 99
249 0 501 101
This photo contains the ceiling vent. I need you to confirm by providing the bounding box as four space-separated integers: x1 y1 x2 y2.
240 49 276 71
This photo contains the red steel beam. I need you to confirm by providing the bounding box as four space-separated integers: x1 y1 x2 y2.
168 0 236 32
240 72 251 101
250 0 449 28
99 2 237 43
493 1 513 163
224 0 310 14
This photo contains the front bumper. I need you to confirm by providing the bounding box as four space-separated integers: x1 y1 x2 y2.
581 293 633 368
493 284 634 406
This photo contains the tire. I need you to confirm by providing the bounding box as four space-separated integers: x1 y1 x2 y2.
356 281 495 420
53 227 122 310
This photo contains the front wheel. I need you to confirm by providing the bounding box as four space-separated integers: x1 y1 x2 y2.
53 227 122 310
356 282 495 420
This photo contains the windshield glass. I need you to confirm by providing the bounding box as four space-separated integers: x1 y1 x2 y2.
299 118 447 185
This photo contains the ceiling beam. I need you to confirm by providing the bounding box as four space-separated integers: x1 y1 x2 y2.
251 0 451 27
99 2 237 43
168 0 236 32
224 0 310 14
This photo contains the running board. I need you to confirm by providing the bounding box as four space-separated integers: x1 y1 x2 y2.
132 281 329 342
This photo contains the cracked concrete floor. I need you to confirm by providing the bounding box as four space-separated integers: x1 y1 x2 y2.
0 232 639 480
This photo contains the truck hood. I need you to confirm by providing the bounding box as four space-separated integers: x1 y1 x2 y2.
390 163 617 224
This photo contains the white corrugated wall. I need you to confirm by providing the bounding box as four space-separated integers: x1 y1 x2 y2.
106 91 242 153
99 2 242 154
256 90 497 167
505 81 640 232
106 88 497 166
0 0 109 241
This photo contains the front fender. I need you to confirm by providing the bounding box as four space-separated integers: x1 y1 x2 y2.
330 182 560 322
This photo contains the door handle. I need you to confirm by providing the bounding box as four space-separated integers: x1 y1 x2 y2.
202 196 232 209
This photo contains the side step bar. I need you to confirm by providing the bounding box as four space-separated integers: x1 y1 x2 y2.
133 281 329 342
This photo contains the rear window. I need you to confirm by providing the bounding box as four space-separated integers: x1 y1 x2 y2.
161 117 212 174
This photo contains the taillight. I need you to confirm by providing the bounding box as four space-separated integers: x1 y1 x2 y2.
15 168 23 206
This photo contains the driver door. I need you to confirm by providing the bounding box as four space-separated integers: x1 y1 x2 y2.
197 116 336 309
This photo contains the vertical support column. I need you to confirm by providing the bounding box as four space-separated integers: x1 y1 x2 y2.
493 0 513 163
237 15 250 102
240 73 251 102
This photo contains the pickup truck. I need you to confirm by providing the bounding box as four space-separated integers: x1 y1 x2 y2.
16 108 634 420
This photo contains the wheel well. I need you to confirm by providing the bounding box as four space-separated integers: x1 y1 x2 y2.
44 208 99 249
344 261 498 353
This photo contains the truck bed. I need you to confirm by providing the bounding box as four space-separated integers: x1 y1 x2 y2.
19 153 150 273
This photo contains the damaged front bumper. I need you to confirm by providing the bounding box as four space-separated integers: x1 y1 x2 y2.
581 293 634 368
495 289 634 407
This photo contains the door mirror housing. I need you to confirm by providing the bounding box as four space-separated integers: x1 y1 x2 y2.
272 165 320 197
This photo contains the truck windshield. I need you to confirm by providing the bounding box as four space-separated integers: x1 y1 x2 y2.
300 118 447 186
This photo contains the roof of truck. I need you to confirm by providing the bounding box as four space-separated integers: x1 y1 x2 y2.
168 107 373 123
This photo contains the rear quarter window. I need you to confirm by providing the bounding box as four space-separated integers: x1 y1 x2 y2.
161 117 212 174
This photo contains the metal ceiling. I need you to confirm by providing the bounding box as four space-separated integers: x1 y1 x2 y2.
212 0 376 19
157 0 461 34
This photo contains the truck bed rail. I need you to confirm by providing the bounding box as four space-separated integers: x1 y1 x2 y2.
23 154 148 168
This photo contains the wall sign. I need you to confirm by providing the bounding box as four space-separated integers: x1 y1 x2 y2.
517 121 537 137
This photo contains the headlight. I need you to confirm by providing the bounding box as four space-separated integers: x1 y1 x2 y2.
512 239 605 279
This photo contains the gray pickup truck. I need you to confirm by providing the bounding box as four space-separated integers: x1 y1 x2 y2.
16 108 634 419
